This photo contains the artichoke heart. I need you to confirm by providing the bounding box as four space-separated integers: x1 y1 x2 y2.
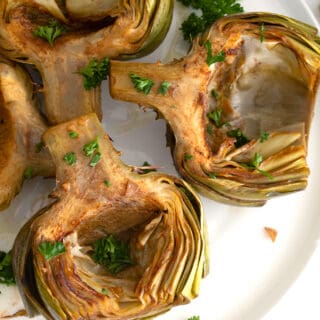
109 12 320 206
0 0 173 124
0 55 54 210
13 113 208 319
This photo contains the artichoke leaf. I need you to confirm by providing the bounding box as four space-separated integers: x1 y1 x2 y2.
0 55 54 210
110 12 320 206
0 0 173 124
13 113 208 319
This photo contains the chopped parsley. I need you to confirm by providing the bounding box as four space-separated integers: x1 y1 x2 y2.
158 81 171 95
208 172 217 179
184 154 193 160
33 20 66 47
83 137 99 157
104 180 111 187
101 288 109 296
69 131 79 139
92 235 133 274
0 250 15 285
227 128 250 148
207 109 222 127
179 0 244 41
205 41 225 66
187 316 200 320
89 152 101 167
260 23 265 43
241 152 274 180
63 152 77 166
23 167 33 179
206 124 213 135
38 241 66 260
140 161 157 174
80 58 110 90
130 73 154 95
35 141 45 153
260 131 269 143
211 89 219 99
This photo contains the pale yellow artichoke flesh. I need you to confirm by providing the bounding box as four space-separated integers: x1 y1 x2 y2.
0 55 54 210
13 113 208 319
109 12 320 206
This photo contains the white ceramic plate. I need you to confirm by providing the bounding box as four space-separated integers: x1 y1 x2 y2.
0 1 319 319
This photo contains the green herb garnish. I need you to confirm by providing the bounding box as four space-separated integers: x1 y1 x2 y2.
187 316 200 320
140 161 157 174
241 152 274 180
33 20 66 47
83 137 99 157
89 152 101 167
38 241 66 260
208 172 216 179
63 152 77 166
184 154 193 160
205 41 225 66
211 89 219 99
92 235 132 274
69 131 79 139
207 109 222 127
80 58 110 90
206 124 213 135
130 73 154 95
0 250 15 285
104 180 111 187
101 288 109 296
179 0 244 41
23 166 33 179
260 131 269 143
227 128 250 148
158 81 171 95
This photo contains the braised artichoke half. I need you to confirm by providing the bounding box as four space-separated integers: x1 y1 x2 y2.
0 0 173 124
13 113 208 319
0 55 54 210
109 12 320 206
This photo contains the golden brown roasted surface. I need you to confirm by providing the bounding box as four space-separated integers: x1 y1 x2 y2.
0 0 173 124
0 56 54 210
109 12 320 206
13 113 208 320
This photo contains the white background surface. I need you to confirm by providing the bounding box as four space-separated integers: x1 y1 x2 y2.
264 1 320 319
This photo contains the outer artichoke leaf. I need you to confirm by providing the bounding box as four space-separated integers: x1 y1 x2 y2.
13 113 207 319
110 12 320 206
0 0 173 124
0 55 54 210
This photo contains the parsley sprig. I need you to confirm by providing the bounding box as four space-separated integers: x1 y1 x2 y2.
38 241 66 260
205 41 225 66
33 20 66 47
80 58 110 90
242 152 274 180
130 73 154 95
227 128 250 148
92 235 133 274
83 137 102 167
0 250 15 285
179 0 244 41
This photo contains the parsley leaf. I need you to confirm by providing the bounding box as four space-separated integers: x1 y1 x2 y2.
130 73 154 95
89 152 101 167
0 250 15 285
205 41 225 66
206 124 213 135
92 235 133 274
260 131 269 143
83 137 99 157
207 109 222 127
23 167 33 179
140 161 157 174
241 152 274 180
187 316 200 320
104 180 111 187
33 20 66 47
69 131 79 139
179 0 244 41
208 172 216 179
63 152 77 166
80 58 110 90
158 81 171 95
227 128 250 148
38 241 66 260
184 154 193 160
101 288 109 296
211 89 219 99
